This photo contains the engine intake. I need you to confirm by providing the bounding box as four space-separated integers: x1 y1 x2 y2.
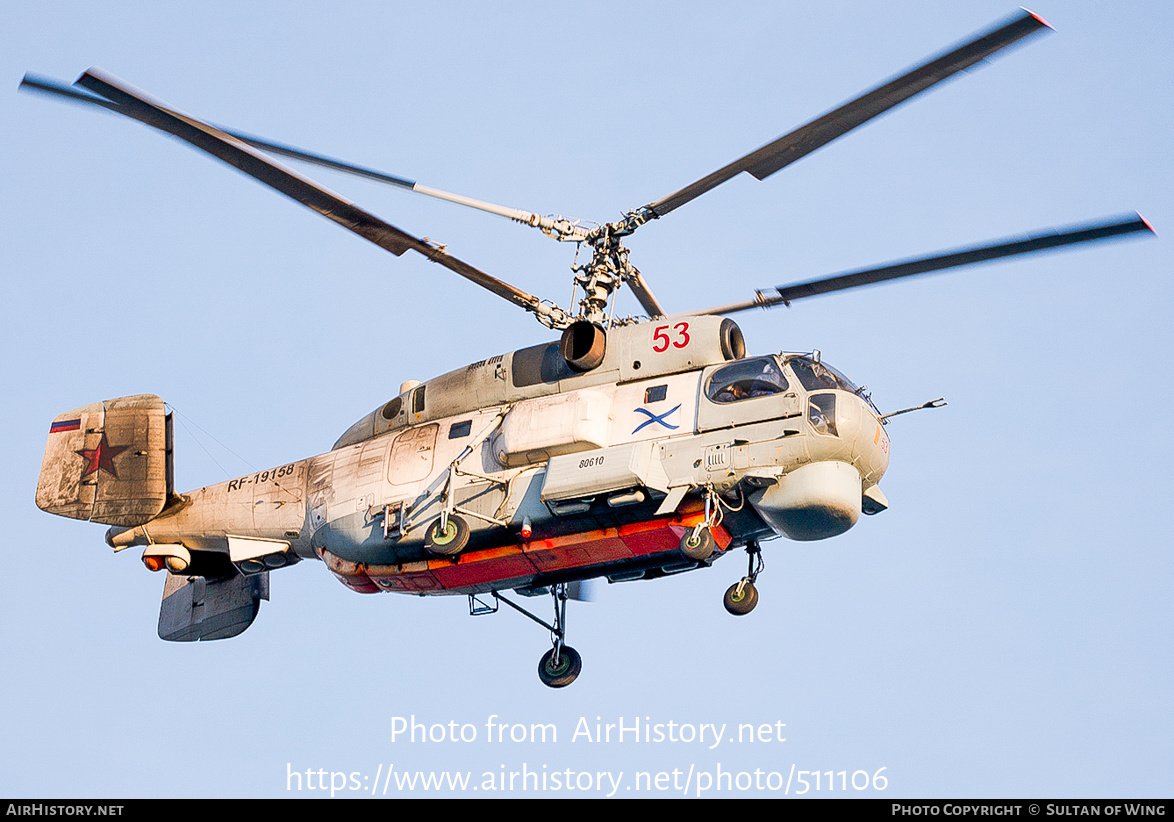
559 320 606 372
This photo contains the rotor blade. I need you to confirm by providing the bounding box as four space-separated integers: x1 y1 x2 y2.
21 73 591 242
699 215 1155 315
67 69 566 325
644 10 1050 219
218 132 591 241
625 270 666 318
21 73 125 113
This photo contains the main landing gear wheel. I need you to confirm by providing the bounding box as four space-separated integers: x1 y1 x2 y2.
679 527 715 561
723 580 758 615
424 514 469 556
491 583 583 688
537 645 582 688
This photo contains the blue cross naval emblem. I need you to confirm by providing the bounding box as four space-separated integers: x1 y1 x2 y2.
632 404 681 434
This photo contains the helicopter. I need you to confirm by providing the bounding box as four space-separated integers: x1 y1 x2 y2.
25 9 1152 688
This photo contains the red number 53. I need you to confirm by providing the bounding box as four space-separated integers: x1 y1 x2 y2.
652 322 690 352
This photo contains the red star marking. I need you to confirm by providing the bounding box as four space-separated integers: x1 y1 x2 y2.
75 432 128 479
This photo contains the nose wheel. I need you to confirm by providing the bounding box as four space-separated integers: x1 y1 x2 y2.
724 579 758 615
724 540 764 616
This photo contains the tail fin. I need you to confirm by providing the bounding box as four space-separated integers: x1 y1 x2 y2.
36 394 172 527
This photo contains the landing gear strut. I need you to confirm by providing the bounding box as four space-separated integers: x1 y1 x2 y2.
493 582 582 688
680 487 721 562
724 540 764 616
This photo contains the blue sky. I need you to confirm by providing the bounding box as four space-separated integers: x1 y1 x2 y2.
2 1 1170 798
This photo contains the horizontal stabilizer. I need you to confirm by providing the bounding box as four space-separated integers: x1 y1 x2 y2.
158 571 269 642
36 394 171 527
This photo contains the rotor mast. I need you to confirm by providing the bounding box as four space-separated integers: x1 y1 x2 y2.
573 212 662 325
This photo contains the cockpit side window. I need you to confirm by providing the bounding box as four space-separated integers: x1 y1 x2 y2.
808 393 838 436
705 357 789 404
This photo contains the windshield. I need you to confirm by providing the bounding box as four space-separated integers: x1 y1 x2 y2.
785 355 878 413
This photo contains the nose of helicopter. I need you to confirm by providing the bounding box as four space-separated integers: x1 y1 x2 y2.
748 392 889 541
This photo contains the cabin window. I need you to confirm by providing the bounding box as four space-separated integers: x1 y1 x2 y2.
381 397 403 420
644 384 668 403
412 385 426 414
705 357 788 404
449 420 472 439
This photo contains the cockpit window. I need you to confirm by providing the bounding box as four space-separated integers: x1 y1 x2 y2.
706 357 789 404
786 355 878 414
787 356 857 392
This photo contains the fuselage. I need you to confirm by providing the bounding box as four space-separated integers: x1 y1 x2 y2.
108 317 890 595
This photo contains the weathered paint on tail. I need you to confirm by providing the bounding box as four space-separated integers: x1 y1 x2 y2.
36 394 171 528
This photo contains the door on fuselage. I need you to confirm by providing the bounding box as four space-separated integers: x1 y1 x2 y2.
387 424 438 485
